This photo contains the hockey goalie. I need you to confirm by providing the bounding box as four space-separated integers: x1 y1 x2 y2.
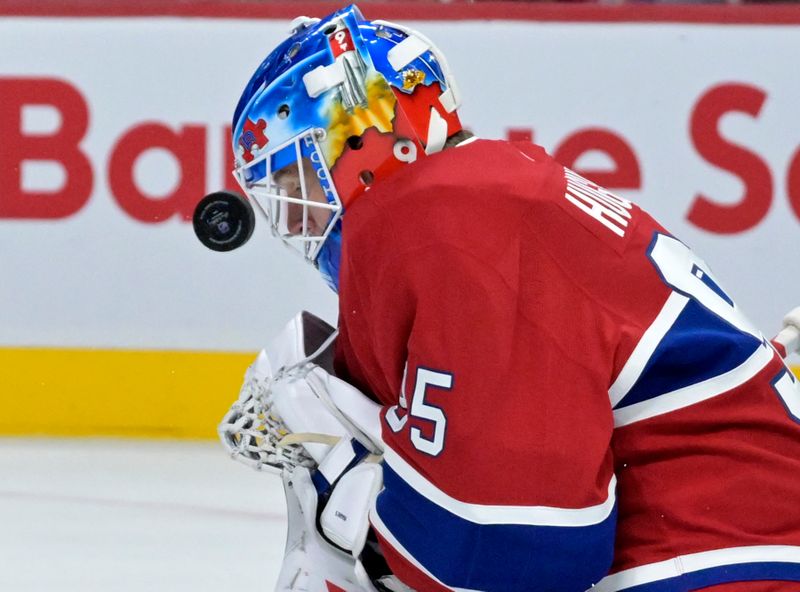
202 5 800 591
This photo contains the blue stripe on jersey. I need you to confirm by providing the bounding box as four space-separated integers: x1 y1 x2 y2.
376 463 616 592
619 562 800 592
615 298 762 410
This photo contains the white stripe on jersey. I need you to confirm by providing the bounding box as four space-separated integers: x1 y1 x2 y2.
609 291 689 408
383 447 616 527
592 545 800 591
612 341 774 427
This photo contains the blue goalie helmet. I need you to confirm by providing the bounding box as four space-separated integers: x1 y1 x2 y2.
231 4 463 292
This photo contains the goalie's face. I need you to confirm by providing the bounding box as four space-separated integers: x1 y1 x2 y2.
235 132 343 273
273 160 332 237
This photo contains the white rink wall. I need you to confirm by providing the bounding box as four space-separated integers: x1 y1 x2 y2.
1 10 799 352
1 6 799 441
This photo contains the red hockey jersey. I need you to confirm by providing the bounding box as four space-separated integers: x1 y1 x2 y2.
334 139 800 592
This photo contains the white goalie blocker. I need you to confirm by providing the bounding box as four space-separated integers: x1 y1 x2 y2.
219 311 386 592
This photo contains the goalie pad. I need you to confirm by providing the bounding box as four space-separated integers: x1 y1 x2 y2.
321 461 383 552
278 466 379 592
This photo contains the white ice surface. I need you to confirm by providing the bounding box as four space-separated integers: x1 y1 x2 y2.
0 438 287 591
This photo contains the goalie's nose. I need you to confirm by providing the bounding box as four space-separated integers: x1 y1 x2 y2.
286 202 322 237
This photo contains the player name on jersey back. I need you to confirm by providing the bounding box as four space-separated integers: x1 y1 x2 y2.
563 167 634 238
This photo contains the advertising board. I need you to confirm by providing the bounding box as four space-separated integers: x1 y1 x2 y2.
1 4 798 435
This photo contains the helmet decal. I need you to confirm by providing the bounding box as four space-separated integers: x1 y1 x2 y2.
324 75 397 168
238 118 268 163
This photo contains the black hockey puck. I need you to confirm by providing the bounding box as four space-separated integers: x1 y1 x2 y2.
193 191 255 252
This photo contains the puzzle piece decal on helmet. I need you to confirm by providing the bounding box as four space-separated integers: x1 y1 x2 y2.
238 118 268 163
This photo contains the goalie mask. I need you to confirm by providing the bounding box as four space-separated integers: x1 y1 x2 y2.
231 4 462 292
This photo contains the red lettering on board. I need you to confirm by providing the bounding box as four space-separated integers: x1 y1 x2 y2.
786 146 800 223
506 127 641 190
108 123 206 223
507 127 535 143
688 83 773 234
223 124 240 193
0 78 93 219
554 128 641 190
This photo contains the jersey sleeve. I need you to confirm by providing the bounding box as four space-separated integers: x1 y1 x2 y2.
353 239 617 592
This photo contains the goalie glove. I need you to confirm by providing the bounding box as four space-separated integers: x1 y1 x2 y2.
218 311 400 592
218 311 382 471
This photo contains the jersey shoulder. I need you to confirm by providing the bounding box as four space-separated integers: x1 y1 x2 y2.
351 138 658 254
343 139 563 256
342 138 672 320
